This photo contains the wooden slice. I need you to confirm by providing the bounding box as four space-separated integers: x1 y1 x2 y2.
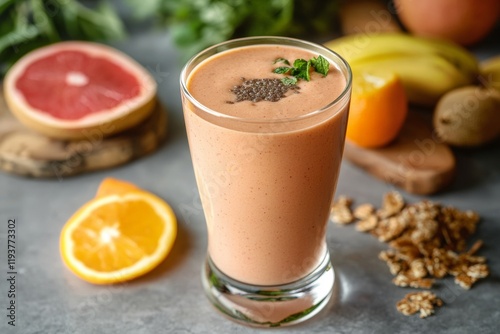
0 89 167 178
343 111 456 195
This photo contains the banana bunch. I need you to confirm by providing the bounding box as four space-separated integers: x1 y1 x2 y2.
325 33 479 106
481 55 500 91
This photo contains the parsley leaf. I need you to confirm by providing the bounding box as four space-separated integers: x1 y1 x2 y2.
272 55 330 85
124 1 340 62
274 57 290 65
281 77 298 85
292 58 311 81
310 55 329 76
273 66 292 74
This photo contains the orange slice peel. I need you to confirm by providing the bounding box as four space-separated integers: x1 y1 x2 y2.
347 70 408 148
60 179 177 284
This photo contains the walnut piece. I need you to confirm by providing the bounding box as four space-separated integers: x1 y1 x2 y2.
378 191 405 218
330 196 354 224
356 215 378 232
353 203 375 220
379 250 409 275
334 191 489 318
392 273 434 289
366 193 486 290
396 291 443 318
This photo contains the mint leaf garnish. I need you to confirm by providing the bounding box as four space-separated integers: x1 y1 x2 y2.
310 55 329 76
281 77 298 86
274 57 290 65
292 58 311 81
273 55 330 84
273 66 292 74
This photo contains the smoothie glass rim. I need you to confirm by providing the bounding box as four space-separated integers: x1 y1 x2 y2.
180 36 352 124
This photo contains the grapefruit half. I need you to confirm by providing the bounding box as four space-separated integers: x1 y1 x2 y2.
4 41 157 140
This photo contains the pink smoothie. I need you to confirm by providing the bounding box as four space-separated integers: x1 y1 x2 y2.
183 44 350 286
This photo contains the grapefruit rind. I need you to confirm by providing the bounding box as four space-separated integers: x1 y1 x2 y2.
60 191 177 284
4 42 157 140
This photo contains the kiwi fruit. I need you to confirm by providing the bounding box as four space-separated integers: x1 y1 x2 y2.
434 86 500 147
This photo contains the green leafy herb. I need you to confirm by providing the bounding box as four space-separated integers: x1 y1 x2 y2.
124 0 340 60
273 55 330 85
280 76 297 86
273 66 292 74
0 0 125 76
274 57 290 65
291 58 310 81
310 55 329 76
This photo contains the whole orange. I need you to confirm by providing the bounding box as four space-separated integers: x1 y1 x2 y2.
395 0 500 46
347 71 408 148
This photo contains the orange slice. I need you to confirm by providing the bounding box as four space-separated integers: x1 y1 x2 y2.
347 70 408 148
60 188 177 284
95 177 139 197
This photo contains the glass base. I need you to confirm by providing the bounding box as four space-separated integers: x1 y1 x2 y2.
201 252 335 327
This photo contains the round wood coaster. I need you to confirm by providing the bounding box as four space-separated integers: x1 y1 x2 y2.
0 90 167 178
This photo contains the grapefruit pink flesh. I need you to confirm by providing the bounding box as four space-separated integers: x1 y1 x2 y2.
15 50 142 120
4 42 157 140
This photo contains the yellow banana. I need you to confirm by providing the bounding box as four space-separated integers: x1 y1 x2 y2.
423 37 479 80
352 54 470 106
325 32 478 83
480 55 500 90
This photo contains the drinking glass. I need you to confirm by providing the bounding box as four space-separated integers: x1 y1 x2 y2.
180 36 352 327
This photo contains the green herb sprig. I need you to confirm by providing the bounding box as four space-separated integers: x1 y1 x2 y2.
124 0 340 61
273 55 330 85
0 0 125 76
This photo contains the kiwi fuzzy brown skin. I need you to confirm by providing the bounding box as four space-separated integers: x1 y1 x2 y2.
433 86 500 147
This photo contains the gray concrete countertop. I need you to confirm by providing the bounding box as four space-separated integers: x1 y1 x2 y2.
1 23 499 334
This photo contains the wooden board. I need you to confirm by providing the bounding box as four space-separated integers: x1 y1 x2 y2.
344 111 456 195
0 90 167 178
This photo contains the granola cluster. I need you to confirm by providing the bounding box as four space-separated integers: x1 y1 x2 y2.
330 192 489 318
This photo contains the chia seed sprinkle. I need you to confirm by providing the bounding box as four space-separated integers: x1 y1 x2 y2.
228 77 299 103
